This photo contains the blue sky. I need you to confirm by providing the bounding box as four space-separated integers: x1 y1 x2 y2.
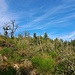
0 0 75 40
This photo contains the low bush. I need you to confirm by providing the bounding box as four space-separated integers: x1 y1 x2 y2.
55 57 75 75
0 47 12 57
31 56 55 74
0 66 16 75
9 53 21 63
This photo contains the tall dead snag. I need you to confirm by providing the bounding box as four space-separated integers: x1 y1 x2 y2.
3 20 18 38
10 20 18 38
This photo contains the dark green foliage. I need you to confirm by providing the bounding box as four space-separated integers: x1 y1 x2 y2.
71 39 75 46
24 31 30 38
44 32 48 39
55 56 75 75
0 66 16 75
18 67 31 75
33 33 37 39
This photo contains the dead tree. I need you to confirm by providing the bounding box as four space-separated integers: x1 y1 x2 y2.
10 20 18 38
3 24 11 37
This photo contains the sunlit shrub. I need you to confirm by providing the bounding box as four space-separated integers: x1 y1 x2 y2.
31 56 55 73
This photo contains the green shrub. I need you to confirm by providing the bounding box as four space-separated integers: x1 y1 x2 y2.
9 53 21 63
0 47 12 56
31 56 55 73
55 57 75 75
0 40 4 47
0 66 16 75
49 51 57 58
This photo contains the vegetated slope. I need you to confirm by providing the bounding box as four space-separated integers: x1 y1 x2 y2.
0 35 75 75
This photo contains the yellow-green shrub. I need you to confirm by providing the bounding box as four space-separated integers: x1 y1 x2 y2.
31 56 55 74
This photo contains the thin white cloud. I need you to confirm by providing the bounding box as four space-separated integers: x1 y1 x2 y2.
32 1 75 23
50 13 75 24
20 4 65 29
59 31 75 40
20 0 75 30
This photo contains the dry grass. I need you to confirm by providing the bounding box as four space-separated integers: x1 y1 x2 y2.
0 47 3 51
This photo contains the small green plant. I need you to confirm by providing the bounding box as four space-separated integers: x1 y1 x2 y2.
31 56 55 74
49 51 57 58
0 47 12 56
9 53 21 63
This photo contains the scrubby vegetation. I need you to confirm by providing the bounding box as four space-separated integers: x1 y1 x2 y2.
0 32 75 75
0 21 75 75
